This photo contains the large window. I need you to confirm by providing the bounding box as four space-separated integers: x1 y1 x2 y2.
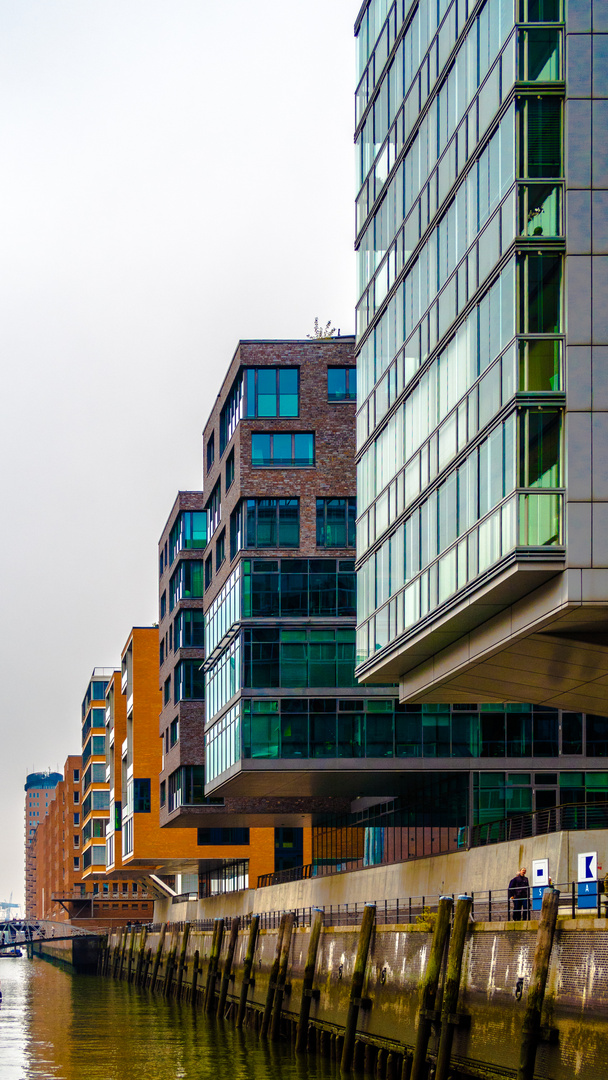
246 498 299 548
316 498 356 547
243 627 357 689
174 609 205 649
169 561 205 610
174 660 205 702
242 558 356 618
245 367 299 417
168 765 206 811
206 479 221 538
220 373 243 454
198 827 250 845
252 432 314 467
169 512 206 563
328 367 356 401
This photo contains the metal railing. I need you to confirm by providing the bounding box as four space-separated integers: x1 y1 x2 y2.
470 801 608 846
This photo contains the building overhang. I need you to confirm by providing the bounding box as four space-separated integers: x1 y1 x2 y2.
161 795 353 827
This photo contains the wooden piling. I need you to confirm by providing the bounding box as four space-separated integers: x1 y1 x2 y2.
134 927 148 985
141 946 152 988
296 908 324 1053
118 927 129 979
270 911 295 1041
164 931 178 998
112 928 124 977
517 887 560 1080
410 895 453 1080
126 928 136 982
237 915 260 1029
175 922 191 1000
191 948 200 1004
150 924 167 992
340 902 376 1073
261 913 287 1039
218 917 240 1017
435 894 473 1080
364 1041 377 1075
204 918 225 1013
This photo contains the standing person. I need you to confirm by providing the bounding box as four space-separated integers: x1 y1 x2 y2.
508 867 530 919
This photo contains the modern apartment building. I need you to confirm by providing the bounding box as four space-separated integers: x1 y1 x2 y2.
353 0 608 714
24 770 61 918
81 669 113 877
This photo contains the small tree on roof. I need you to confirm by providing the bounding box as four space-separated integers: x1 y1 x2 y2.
307 317 336 340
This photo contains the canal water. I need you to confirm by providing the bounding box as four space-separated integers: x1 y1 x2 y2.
0 957 340 1080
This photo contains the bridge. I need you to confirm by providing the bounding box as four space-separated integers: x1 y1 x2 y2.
0 918 104 952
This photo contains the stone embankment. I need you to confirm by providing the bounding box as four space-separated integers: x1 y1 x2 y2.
100 888 608 1080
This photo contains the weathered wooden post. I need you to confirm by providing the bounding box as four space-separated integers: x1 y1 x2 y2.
134 927 148 985
218 917 240 1017
164 930 178 998
191 948 200 1004
410 895 453 1080
118 927 130 979
260 913 287 1039
434 894 473 1080
126 927 136 982
237 915 260 1029
175 922 191 1000
340 902 376 1073
112 928 124 977
205 918 225 1013
295 908 324 1053
270 911 295 1041
141 946 152 988
518 887 560 1080
150 924 167 992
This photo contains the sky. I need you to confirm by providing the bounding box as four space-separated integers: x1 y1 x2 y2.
0 0 359 908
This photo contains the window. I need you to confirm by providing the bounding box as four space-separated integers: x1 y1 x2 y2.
220 372 244 453
242 558 356 618
169 561 205 609
133 778 151 813
242 626 357 689
73 791 79 803
73 770 80 783
73 834 79 847
206 479 221 538
519 96 562 178
73 857 80 870
175 660 205 702
252 432 314 467
205 554 213 589
164 676 171 706
170 718 179 747
197 827 250 845
160 780 166 807
226 449 235 491
518 253 562 334
316 498 356 547
230 504 243 560
174 609 205 648
160 639 165 666
206 431 215 473
328 367 356 401
160 591 167 619
216 529 226 571
246 498 299 548
169 512 206 563
245 367 299 417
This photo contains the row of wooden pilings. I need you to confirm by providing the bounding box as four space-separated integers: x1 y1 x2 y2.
98 888 560 1080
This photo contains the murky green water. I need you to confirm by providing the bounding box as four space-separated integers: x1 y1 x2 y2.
0 957 340 1080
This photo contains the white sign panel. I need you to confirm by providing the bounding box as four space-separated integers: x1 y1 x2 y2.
532 859 549 887
578 851 598 882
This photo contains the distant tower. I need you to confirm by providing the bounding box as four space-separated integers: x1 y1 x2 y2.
24 771 62 918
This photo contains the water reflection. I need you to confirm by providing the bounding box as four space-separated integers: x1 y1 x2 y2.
0 958 342 1080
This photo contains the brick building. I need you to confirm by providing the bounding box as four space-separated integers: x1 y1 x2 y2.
24 770 61 918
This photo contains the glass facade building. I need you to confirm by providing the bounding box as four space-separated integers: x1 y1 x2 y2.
354 0 608 714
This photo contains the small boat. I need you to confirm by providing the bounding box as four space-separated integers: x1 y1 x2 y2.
0 948 22 958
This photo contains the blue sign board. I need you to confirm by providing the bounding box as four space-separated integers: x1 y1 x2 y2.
532 885 548 911
578 880 598 909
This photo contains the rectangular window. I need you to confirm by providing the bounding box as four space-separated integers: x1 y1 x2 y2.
198 827 250 845
230 503 243 560
519 253 562 334
175 660 205 702
164 676 171 706
160 780 166 807
73 857 80 870
206 431 215 473
73 813 80 825
252 432 314 467
328 367 357 401
73 770 80 782
520 97 562 178
169 512 206 563
133 778 151 813
169 561 205 609
170 717 179 746
174 609 205 648
245 367 299 417
316 498 356 547
226 449 235 491
205 554 213 589
206 479 221 538
160 591 166 619
246 498 300 548
216 529 226 571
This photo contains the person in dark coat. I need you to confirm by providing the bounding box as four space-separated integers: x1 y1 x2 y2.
508 867 530 919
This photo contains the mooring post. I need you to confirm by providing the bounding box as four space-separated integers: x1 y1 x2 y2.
205 918 225 1013
175 922 191 1000
112 929 123 977
237 915 260 1029
260 913 287 1039
218 917 240 1017
126 927 136 983
164 930 178 998
295 907 324 1053
270 911 295 1041
518 886 560 1080
410 895 453 1080
340 902 376 1073
134 927 148 985
191 948 200 1004
150 924 167 992
118 927 130 979
141 946 152 988
434 894 473 1080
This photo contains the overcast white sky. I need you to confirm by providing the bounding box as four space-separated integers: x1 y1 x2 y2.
0 0 358 908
